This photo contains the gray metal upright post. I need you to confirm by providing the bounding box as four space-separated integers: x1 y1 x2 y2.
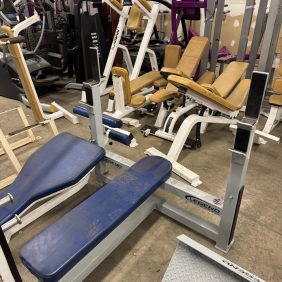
258 0 282 74
246 0 269 78
210 0 226 72
200 0 217 74
216 72 269 252
236 0 255 62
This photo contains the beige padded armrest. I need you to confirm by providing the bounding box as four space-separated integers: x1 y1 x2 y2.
163 45 182 68
130 71 162 94
161 67 186 78
154 78 168 88
112 67 132 105
150 86 179 103
269 95 282 106
212 61 249 98
130 95 146 107
127 4 143 31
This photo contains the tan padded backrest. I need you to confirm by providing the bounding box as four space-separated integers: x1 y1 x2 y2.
112 67 132 105
176 36 209 79
163 45 182 68
212 61 248 98
127 4 143 31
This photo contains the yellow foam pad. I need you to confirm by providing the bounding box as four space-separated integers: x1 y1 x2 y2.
127 4 143 31
130 95 146 107
150 84 179 103
168 75 250 111
225 79 251 109
153 78 168 88
273 79 282 94
130 71 162 94
112 67 132 105
163 45 182 68
212 62 249 98
269 95 282 106
161 67 186 78
176 36 209 79
201 83 221 96
197 71 216 85
279 63 282 77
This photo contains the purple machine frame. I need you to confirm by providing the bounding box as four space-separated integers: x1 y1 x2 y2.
170 0 207 44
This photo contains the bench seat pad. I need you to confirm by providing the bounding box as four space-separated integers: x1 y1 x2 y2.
73 106 123 128
0 133 105 225
168 75 251 111
269 94 282 106
130 71 162 94
20 156 172 282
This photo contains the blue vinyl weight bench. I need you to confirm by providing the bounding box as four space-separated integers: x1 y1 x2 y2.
0 132 105 241
20 156 172 281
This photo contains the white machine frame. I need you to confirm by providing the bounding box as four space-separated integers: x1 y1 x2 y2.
100 0 159 96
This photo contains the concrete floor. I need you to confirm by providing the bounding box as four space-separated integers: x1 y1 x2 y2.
0 86 282 282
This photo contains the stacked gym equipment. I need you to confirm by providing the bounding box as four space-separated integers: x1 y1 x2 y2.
0 0 282 281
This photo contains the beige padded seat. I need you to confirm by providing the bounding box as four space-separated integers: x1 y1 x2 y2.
168 75 251 112
130 71 163 94
269 95 282 106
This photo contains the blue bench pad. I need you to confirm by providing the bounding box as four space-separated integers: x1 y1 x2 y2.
0 133 105 225
20 156 172 282
73 106 123 128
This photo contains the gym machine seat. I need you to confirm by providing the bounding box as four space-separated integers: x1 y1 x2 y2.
20 156 172 281
150 36 212 104
0 133 105 226
167 61 250 111
168 74 251 112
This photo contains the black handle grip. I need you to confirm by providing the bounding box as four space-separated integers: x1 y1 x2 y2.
0 36 25 45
